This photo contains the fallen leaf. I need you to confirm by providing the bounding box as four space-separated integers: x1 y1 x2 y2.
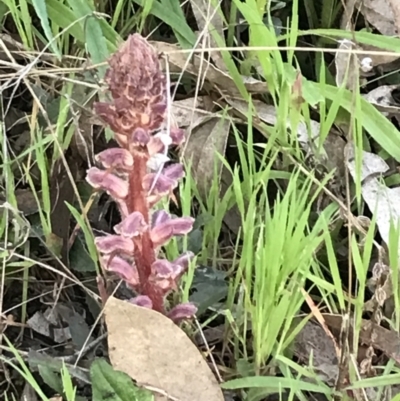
171 96 214 129
356 0 398 36
151 41 268 95
364 85 400 115
346 144 400 259
183 117 231 200
189 0 227 71
335 39 362 90
388 0 400 34
55 304 92 349
293 320 338 385
27 308 71 344
104 296 224 401
0 188 40 216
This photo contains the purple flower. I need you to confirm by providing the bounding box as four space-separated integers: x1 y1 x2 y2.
96 148 133 170
131 128 150 146
102 255 139 287
86 167 128 199
150 215 195 247
169 127 186 146
87 34 196 322
142 164 184 206
168 303 197 323
173 251 195 270
129 295 153 308
95 235 134 255
114 211 148 238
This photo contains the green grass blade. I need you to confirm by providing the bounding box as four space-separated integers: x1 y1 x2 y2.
222 376 333 394
66 202 99 271
325 85 400 160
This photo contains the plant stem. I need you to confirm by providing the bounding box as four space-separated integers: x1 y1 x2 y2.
128 153 164 313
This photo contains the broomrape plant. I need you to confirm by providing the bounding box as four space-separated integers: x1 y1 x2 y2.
86 34 196 323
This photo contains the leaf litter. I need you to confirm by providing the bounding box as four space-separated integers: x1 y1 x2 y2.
104 296 224 401
183 117 231 200
151 41 268 95
189 0 227 71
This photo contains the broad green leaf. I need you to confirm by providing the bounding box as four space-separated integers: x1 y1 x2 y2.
28 0 84 42
31 0 61 58
38 364 63 394
27 0 119 53
159 0 190 46
90 359 154 401
69 234 96 272
132 0 196 48
66 0 109 78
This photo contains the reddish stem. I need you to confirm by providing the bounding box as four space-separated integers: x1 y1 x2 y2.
128 152 165 313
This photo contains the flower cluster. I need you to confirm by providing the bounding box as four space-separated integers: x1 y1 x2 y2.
86 34 196 323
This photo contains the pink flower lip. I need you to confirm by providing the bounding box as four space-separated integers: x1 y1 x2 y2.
129 295 153 309
96 148 134 170
95 235 134 255
150 216 195 247
173 251 195 271
169 127 186 146
114 211 148 238
86 167 129 199
142 173 175 196
102 255 139 287
167 303 197 323
151 259 185 280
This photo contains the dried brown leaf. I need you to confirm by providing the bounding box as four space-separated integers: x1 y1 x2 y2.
345 144 400 254
150 41 268 95
388 0 400 33
183 117 231 200
356 0 398 36
0 188 40 216
293 320 339 385
27 308 71 344
364 84 400 115
105 296 224 401
189 0 226 71
171 96 214 129
335 40 362 90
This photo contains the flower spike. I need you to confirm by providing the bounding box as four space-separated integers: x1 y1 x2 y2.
87 34 197 322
